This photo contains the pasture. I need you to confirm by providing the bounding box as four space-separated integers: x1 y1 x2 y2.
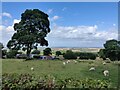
2 59 119 88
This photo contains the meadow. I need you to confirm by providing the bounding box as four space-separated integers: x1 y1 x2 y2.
2 59 119 88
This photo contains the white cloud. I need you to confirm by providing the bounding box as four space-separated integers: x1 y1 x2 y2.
47 9 53 14
113 23 116 26
1 19 20 46
2 12 12 18
48 25 117 41
13 19 20 24
51 15 60 21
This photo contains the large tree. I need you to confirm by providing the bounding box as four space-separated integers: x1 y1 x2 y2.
99 39 120 61
7 9 50 58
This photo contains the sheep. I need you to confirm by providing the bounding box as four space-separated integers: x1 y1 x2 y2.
89 67 95 71
103 62 106 65
66 60 70 64
31 67 34 71
73 60 77 64
63 62 66 65
103 70 109 76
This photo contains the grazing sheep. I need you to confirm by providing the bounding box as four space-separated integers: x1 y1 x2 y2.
103 70 109 76
103 62 106 65
89 67 95 71
63 62 66 65
31 67 34 71
66 60 70 64
73 60 77 64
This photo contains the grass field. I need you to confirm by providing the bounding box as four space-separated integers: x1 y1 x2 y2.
2 59 119 88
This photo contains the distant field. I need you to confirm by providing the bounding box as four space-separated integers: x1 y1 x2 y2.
2 59 119 88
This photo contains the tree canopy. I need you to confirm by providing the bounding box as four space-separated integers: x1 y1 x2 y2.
43 48 52 56
99 39 120 61
7 9 50 58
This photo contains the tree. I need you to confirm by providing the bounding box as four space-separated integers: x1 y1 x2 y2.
56 51 62 56
43 48 52 56
7 9 50 58
99 39 120 61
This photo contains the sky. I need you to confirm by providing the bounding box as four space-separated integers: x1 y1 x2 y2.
0 2 118 48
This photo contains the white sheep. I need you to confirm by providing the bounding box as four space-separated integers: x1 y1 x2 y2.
103 62 106 65
66 60 70 64
31 67 34 71
73 60 77 64
89 67 95 71
63 62 66 65
103 70 109 76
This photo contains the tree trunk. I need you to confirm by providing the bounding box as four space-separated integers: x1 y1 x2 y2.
26 44 32 60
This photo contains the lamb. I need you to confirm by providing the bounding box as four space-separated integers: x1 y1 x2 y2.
89 67 95 71
31 67 34 71
103 70 109 76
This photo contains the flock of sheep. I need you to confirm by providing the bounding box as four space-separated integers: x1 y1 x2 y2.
30 60 109 77
62 60 109 77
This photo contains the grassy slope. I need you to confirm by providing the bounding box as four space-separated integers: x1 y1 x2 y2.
2 59 119 88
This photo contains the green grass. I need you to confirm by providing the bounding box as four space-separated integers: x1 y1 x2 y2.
2 59 119 88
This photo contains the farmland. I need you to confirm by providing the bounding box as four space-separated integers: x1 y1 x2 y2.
2 59 119 88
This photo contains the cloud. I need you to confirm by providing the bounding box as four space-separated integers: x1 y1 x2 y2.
51 15 60 21
1 19 20 45
48 25 117 41
113 23 116 26
47 9 53 14
2 12 12 18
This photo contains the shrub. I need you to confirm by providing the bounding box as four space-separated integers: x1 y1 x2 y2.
56 51 62 56
31 50 40 54
33 55 40 59
63 50 77 59
2 73 111 89
75 52 97 60
6 50 18 58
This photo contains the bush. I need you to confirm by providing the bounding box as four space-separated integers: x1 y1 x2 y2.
56 51 62 56
43 48 52 56
6 50 18 58
63 50 77 59
33 55 40 59
75 52 97 60
2 73 111 89
31 50 40 54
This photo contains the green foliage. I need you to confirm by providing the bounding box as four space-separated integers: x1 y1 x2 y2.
0 42 4 49
43 48 52 56
99 39 120 61
75 52 97 60
56 51 62 56
2 59 119 88
31 49 40 54
2 49 7 58
2 73 111 89
98 49 106 60
7 9 50 57
63 50 77 59
6 50 18 58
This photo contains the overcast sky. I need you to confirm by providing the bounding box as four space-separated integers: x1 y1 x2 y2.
0 2 118 48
